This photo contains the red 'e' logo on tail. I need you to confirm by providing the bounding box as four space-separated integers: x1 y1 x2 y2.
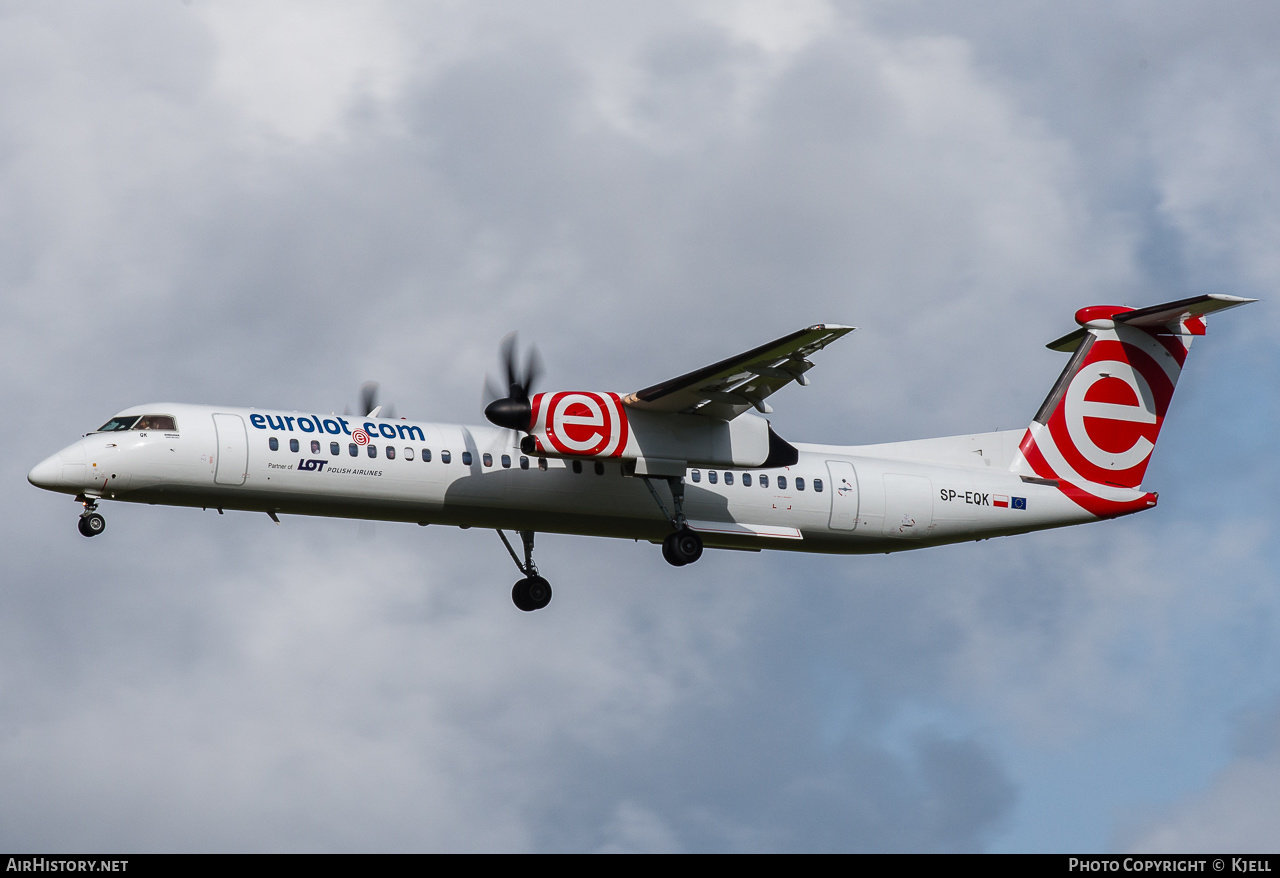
1048 339 1174 488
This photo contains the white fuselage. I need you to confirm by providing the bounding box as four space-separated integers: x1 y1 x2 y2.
29 402 1107 554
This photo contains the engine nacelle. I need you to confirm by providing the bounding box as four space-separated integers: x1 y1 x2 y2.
523 391 784 471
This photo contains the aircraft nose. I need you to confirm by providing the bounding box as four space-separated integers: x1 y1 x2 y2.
28 441 87 492
27 454 63 490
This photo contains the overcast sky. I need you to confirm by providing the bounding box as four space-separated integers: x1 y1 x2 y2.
3 0 1277 852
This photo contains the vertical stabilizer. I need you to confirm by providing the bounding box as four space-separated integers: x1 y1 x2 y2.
1012 294 1255 517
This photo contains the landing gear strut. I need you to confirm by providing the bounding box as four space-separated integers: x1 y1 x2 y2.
643 476 703 567
77 497 105 538
497 529 552 612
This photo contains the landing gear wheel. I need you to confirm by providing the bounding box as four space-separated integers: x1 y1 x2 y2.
662 528 702 566
512 575 552 612
78 513 105 538
662 538 687 567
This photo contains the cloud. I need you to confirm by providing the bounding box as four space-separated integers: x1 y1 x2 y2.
1119 699 1280 853
2 0 1276 853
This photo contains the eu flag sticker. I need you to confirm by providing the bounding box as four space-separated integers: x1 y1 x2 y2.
1011 496 1027 510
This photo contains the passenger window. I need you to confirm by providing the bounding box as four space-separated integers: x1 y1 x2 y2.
290 438 299 453
310 440 320 454
422 449 431 462
777 476 787 490
814 479 823 493
796 477 805 491
742 473 752 487
405 447 414 461
269 437 279 451
503 455 512 469
571 460 581 473
462 451 472 465
367 445 378 459
708 471 718 484
538 458 548 471
594 461 604 475
386 446 396 460
441 450 451 464
330 442 340 456
520 456 529 470
349 444 358 457
724 472 734 485
760 474 769 488
691 469 700 483
483 453 492 467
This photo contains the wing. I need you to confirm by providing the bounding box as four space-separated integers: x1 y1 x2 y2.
622 324 855 420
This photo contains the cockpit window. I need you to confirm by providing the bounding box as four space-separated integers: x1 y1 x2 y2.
96 414 178 433
135 415 177 431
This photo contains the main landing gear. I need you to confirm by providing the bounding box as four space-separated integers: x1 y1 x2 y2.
662 528 702 566
497 529 552 612
77 497 105 537
643 476 703 567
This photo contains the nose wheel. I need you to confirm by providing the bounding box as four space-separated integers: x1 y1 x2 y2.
76 497 105 537
78 512 105 537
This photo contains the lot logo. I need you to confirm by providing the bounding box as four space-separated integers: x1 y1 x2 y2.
533 392 630 458
298 459 328 471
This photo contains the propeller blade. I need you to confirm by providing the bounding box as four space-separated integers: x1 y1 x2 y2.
360 382 379 417
523 345 543 401
484 333 543 432
483 373 507 408
499 332 520 398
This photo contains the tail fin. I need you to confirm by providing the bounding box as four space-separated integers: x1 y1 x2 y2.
1013 294 1255 517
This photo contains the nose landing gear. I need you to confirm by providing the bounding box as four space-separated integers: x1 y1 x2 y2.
78 512 105 537
76 497 105 537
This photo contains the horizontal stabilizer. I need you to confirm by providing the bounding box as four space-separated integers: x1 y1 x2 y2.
1046 294 1257 351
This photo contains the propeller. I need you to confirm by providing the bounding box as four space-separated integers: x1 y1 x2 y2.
344 381 396 419
483 332 542 434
